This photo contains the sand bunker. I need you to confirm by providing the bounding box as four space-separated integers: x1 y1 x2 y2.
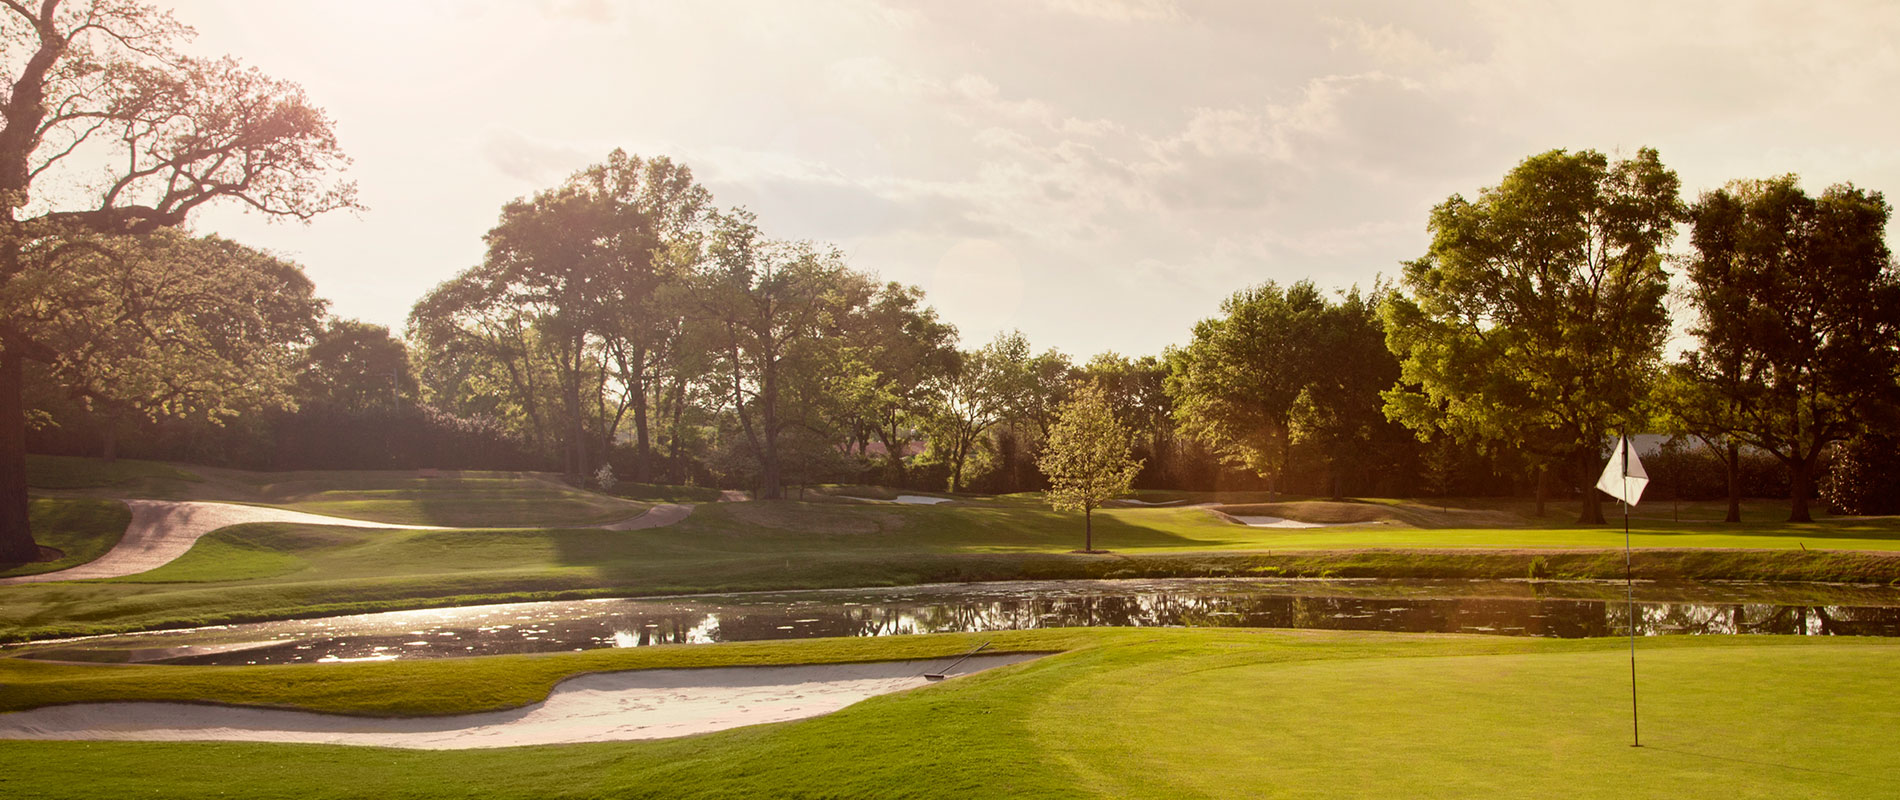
1231 515 1337 529
0 653 1040 749
843 494 954 505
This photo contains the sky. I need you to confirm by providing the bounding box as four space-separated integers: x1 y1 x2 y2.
164 0 1900 360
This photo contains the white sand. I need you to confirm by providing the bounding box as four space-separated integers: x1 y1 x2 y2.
0 653 1041 749
1231 515 1334 529
841 494 954 505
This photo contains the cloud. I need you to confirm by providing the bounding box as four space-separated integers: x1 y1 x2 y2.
477 130 593 188
1038 0 1182 23
1322 17 1456 71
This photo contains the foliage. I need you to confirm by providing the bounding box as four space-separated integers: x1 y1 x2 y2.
834 281 959 484
1383 148 1682 523
1288 286 1411 499
30 232 324 424
1823 434 1900 515
1166 280 1329 494
297 319 416 414
1675 175 1900 521
0 0 356 560
592 463 617 493
408 150 710 481
693 213 873 498
1038 383 1143 550
920 331 1049 492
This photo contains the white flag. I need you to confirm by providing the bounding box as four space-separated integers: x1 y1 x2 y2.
1596 436 1649 506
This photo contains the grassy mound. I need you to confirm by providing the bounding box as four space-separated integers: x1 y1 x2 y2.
1213 499 1532 528
27 458 650 528
0 498 131 575
1215 500 1398 524
0 629 1894 798
25 455 202 492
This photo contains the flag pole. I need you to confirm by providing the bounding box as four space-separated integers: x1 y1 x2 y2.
1622 433 1639 748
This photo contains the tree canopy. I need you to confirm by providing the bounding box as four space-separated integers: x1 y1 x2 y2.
1672 176 1900 521
1382 148 1681 523
1037 382 1142 552
1165 280 1328 497
0 0 356 560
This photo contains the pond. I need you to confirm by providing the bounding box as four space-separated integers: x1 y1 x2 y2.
12 577 1900 666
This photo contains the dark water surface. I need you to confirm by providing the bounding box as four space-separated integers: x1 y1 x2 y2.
13 578 1900 666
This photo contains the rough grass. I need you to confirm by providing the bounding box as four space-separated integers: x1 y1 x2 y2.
0 498 130 576
0 629 1895 798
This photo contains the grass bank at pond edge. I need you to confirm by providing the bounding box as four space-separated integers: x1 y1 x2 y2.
4 544 1897 643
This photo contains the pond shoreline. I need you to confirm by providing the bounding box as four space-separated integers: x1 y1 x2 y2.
5 546 1898 645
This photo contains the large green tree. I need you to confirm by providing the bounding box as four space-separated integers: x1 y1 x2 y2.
837 281 957 485
1674 176 1900 522
1037 382 1142 553
696 212 868 500
0 0 355 560
409 151 708 481
1165 280 1327 498
1078 352 1174 486
1290 287 1406 500
922 331 1044 493
1383 148 1681 524
297 319 416 415
30 232 324 461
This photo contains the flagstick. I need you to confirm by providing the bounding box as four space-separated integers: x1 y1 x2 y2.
1623 436 1640 748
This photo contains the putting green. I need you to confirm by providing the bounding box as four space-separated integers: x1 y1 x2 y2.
1036 638 1899 798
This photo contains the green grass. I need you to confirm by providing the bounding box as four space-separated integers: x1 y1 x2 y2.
24 455 202 491
0 498 130 576
610 482 725 503
0 629 1895 798
28 456 649 527
5 498 1900 641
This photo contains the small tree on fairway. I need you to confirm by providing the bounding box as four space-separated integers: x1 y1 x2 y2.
1038 383 1143 552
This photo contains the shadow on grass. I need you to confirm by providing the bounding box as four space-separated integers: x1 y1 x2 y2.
1639 742 1900 784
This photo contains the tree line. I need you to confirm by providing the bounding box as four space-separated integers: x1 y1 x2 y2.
6 1 1898 560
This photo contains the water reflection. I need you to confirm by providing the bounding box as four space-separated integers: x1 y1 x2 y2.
12 578 1900 666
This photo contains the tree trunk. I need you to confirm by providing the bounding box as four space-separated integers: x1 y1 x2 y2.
631 346 649 483
1789 457 1815 523
102 421 118 463
1724 442 1742 523
1328 462 1343 502
1534 465 1550 517
1576 450 1606 525
669 381 686 479
1084 505 1093 552
876 422 906 487
950 439 969 493
0 349 38 562
756 357 782 501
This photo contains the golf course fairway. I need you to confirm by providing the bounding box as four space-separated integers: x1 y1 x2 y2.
0 628 1894 799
